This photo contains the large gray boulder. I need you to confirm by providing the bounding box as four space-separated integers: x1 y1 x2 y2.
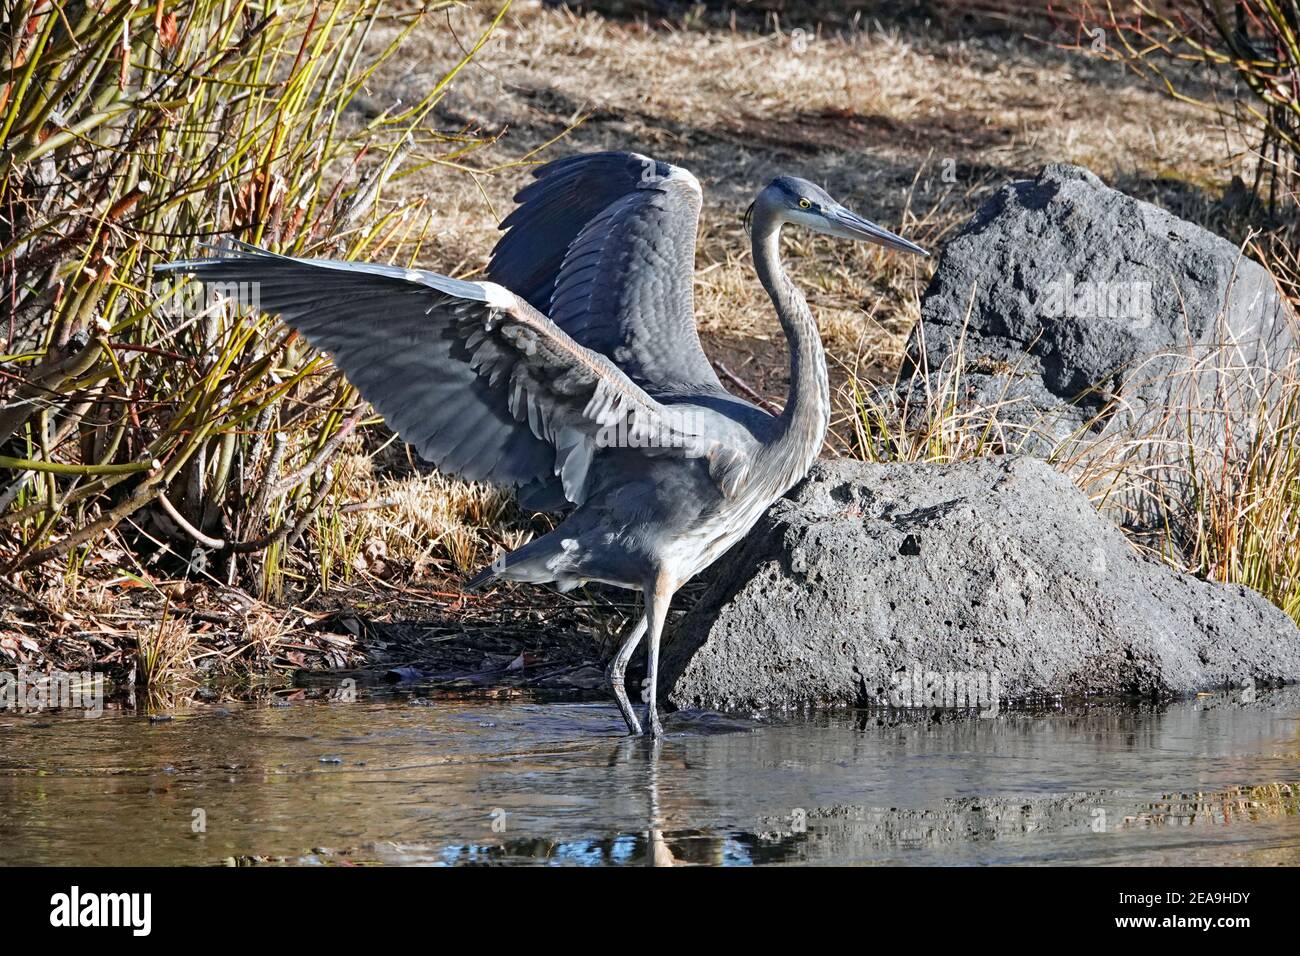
897 164 1296 523
662 458 1300 712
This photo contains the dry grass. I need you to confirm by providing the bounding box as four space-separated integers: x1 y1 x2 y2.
305 0 1281 622
1183 347 1300 622
134 602 197 691
370 0 1249 421
314 445 529 584
7 0 1289 677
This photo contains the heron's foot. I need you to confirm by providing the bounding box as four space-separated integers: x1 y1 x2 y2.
637 676 664 738
607 669 643 736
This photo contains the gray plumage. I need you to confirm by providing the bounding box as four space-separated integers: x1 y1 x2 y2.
158 151 926 737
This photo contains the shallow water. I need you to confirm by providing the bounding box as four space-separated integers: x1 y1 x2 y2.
1 685 1297 866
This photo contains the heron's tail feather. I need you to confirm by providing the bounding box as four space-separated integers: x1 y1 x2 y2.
464 529 594 593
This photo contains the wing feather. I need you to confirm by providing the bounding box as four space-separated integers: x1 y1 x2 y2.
489 151 724 392
158 241 740 506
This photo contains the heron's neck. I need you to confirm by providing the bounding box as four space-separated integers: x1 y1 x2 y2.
752 211 830 491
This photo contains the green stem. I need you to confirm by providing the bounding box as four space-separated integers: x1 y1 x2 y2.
0 455 154 476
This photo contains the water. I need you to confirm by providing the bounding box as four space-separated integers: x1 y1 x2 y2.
1 686 1297 866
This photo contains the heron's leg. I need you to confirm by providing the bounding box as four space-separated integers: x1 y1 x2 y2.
643 570 675 739
607 614 647 736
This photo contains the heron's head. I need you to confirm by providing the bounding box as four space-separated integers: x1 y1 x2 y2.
746 176 928 257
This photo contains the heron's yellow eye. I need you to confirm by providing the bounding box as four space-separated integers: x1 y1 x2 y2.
798 198 812 209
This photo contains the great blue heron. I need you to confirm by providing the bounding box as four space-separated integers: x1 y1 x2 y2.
160 151 926 737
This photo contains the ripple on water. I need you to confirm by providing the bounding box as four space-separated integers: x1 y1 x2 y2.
0 687 1297 865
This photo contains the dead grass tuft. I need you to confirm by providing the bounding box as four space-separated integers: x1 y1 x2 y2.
315 448 527 583
135 604 197 691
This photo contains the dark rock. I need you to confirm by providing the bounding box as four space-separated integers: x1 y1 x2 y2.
900 164 1296 522
912 164 1293 398
662 458 1300 712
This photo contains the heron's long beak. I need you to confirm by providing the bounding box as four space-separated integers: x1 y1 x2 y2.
829 206 929 257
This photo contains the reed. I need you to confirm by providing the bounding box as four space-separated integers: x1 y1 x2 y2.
1063 1 1299 211
1 1 507 599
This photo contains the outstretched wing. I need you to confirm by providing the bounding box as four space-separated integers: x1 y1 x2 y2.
488 151 723 392
157 242 740 506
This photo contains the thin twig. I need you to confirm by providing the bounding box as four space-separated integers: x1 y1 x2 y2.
714 361 782 413
157 491 226 550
